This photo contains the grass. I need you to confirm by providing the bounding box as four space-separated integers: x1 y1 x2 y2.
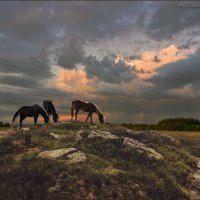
0 122 199 200
160 131 200 157
160 131 200 139
0 127 10 131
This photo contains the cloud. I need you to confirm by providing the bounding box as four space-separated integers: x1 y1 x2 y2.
83 55 136 83
148 50 200 89
124 44 193 78
53 68 94 97
57 35 85 69
177 44 190 50
167 84 200 98
0 57 52 80
146 2 200 40
152 55 161 63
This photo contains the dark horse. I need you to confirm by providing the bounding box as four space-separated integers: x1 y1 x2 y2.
71 100 105 123
12 104 49 127
43 100 58 122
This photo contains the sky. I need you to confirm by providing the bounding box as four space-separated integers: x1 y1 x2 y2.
1 1 200 124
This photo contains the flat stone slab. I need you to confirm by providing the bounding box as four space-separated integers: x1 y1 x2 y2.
123 137 164 160
88 130 119 140
120 129 181 147
38 148 86 164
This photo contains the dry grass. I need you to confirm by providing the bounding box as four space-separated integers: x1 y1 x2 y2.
160 131 200 140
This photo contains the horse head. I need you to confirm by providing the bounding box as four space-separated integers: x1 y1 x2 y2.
53 114 59 123
44 116 50 124
98 114 105 124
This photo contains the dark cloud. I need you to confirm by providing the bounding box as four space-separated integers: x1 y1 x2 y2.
84 55 136 83
57 35 85 69
152 55 161 63
148 51 200 89
0 57 52 80
125 55 142 60
0 75 40 88
146 2 200 40
177 44 190 50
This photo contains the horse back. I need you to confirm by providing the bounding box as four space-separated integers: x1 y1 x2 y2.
72 100 96 112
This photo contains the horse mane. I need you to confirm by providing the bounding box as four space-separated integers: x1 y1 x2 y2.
93 103 103 116
43 100 57 115
35 104 49 119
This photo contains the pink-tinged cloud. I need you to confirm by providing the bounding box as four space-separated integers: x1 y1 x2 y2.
54 68 94 96
124 44 195 78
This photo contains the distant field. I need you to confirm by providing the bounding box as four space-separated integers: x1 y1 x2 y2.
160 131 200 140
0 127 10 131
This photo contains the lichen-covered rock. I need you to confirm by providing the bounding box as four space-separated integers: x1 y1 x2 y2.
65 151 87 164
21 127 30 132
118 129 181 147
123 137 164 160
0 129 17 139
49 132 65 140
76 130 84 141
88 130 119 140
38 148 86 164
89 125 97 129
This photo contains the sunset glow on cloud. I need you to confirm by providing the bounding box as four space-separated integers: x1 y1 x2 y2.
125 44 196 78
54 68 94 96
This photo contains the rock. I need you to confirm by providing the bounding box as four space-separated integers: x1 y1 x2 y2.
76 130 84 141
89 126 97 129
188 160 200 200
135 190 146 199
21 127 30 132
65 151 87 164
123 137 164 160
49 132 65 140
88 130 119 140
120 129 181 147
102 166 124 175
0 129 17 139
38 148 87 164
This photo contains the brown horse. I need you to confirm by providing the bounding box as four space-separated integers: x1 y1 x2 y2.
71 100 105 123
12 104 49 127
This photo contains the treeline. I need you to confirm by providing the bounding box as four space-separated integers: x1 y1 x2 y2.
122 118 200 131
0 121 10 127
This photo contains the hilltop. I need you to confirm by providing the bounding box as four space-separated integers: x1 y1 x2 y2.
0 121 200 200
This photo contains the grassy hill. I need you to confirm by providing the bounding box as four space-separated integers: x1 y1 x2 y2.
0 121 199 200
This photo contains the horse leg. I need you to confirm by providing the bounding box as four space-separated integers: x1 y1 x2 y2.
75 109 80 121
20 114 26 128
85 113 90 123
71 106 74 121
34 115 38 125
90 113 93 123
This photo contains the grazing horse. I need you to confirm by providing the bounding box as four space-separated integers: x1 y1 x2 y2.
43 100 59 122
71 100 105 124
12 104 49 127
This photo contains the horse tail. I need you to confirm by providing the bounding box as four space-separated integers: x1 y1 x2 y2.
12 107 24 123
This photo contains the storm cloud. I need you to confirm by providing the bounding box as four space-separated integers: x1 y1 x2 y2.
84 55 136 83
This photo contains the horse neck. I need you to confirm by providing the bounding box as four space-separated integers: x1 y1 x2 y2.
38 107 48 119
95 107 103 116
50 104 57 115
